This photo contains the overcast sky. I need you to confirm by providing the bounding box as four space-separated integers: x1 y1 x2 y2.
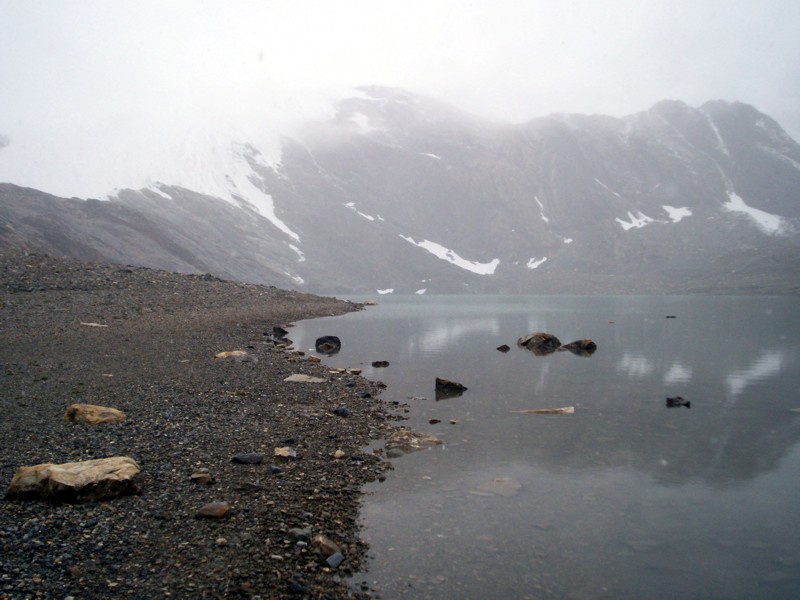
1 0 799 193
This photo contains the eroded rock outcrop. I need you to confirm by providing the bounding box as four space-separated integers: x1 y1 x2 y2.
517 332 562 355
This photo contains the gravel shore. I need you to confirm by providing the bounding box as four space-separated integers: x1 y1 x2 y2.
0 252 396 599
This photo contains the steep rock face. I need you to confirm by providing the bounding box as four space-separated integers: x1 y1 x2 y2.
1 87 799 294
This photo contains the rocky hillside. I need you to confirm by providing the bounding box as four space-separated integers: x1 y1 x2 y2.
2 87 799 294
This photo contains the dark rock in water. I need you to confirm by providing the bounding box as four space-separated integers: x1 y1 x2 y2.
315 335 341 355
666 396 691 408
666 315 677 319
333 407 351 417
496 344 511 353
232 453 264 465
273 326 289 337
560 339 598 356
517 332 562 355
435 377 468 400
372 360 390 368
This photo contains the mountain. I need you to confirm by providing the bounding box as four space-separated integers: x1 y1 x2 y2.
2 86 800 294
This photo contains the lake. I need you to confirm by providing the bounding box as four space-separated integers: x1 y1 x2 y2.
290 295 800 599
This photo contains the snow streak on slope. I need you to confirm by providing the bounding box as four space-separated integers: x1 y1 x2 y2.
616 211 654 230
399 235 500 275
527 257 547 269
722 192 787 235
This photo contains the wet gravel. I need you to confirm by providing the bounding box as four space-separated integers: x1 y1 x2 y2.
0 251 397 599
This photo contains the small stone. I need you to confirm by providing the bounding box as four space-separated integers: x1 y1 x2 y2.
333 450 346 459
232 453 264 465
288 528 312 544
429 419 441 424
312 534 341 558
357 391 372 399
371 360 390 368
333 407 351 417
496 344 511 353
307 355 321 363
216 537 228 547
270 466 285 475
274 447 297 459
326 552 345 568
190 472 215 485
215 350 258 363
195 501 231 519
347 368 362 375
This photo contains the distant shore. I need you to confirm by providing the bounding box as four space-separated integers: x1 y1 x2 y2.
0 251 395 598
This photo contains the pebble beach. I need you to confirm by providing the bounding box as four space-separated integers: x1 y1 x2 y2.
0 251 396 599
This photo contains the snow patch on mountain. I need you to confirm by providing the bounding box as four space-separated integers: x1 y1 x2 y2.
616 211 654 231
723 191 787 235
702 112 731 157
415 288 427 294
289 244 306 262
350 113 377 135
527 257 547 269
595 178 623 198
377 288 394 295
534 196 549 223
421 153 441 160
399 235 500 275
149 186 172 200
344 202 376 221
662 205 692 222
563 238 573 244
757 144 800 172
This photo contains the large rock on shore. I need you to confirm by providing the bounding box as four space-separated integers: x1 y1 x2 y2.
517 332 562 355
5 456 141 502
63 403 127 425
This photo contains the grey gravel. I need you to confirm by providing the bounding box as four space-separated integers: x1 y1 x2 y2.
0 251 397 599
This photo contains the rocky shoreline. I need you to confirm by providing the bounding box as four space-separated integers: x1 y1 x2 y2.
0 251 398 599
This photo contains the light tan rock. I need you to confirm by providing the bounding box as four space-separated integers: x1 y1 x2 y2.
4 456 141 502
215 350 258 363
63 403 127 425
312 533 341 558
511 406 575 415
284 374 326 383
307 355 322 363
196 501 231 519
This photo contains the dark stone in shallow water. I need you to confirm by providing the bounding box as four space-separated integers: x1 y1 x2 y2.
496 344 511 353
666 396 691 408
315 335 341 355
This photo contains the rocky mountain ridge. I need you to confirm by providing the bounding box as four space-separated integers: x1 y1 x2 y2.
2 86 799 294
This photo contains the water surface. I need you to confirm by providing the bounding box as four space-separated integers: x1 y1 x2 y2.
291 295 800 599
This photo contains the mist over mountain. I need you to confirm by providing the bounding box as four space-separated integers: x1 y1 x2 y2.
2 87 799 294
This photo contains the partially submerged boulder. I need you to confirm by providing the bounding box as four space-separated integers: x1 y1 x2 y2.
315 336 341 355
5 456 141 502
560 339 598 356
517 332 562 355
435 377 468 400
63 403 126 425
666 396 691 408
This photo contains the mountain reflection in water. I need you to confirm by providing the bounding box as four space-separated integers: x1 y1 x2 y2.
291 295 800 599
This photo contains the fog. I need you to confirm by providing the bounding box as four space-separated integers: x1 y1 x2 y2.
1 0 799 197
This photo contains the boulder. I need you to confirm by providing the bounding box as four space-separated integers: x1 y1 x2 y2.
63 403 127 425
196 501 231 519
372 360 390 368
560 339 597 356
284 373 326 383
496 344 511 353
517 332 562 355
315 335 341 355
5 456 141 502
273 326 289 337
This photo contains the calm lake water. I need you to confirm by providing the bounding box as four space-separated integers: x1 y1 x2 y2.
291 295 800 599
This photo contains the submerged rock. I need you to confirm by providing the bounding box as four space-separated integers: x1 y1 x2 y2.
666 396 691 408
511 406 575 415
517 332 562 355
435 377 468 400
5 456 141 502
560 339 597 356
385 429 443 453
63 403 127 425
315 336 341 355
